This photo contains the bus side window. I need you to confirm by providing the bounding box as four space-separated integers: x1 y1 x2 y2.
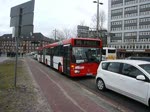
102 49 106 55
51 48 54 55
59 45 64 56
72 55 76 63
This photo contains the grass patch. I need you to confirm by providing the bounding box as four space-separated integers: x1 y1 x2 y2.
0 60 23 89
0 59 36 112
0 60 15 89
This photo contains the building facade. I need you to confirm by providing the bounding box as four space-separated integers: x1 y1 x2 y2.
108 0 150 57
88 29 108 47
0 33 53 55
77 25 108 47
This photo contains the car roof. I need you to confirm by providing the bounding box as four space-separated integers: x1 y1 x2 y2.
127 57 150 62
101 59 150 66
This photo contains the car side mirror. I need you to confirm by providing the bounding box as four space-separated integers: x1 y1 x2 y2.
136 75 146 81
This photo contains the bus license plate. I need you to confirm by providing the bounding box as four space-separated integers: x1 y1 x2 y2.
86 73 92 76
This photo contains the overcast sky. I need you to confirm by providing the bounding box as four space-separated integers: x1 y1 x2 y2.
0 0 108 37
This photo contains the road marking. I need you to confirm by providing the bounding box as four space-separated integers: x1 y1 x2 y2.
37 67 87 112
29 58 131 112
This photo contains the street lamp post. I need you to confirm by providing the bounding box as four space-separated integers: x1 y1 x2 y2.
93 0 103 61
53 29 57 42
93 0 103 39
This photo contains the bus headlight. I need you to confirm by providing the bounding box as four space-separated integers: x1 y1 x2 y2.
74 70 80 74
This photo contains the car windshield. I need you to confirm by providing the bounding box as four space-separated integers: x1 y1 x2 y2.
72 47 100 63
139 64 150 74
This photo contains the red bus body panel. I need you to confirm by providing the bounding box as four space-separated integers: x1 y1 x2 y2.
36 37 102 77
70 62 99 77
44 38 102 48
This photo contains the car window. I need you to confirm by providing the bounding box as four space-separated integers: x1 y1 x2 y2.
139 64 150 74
122 63 144 78
107 62 120 73
102 62 110 70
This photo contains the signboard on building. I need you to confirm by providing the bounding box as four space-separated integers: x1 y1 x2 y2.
77 25 89 38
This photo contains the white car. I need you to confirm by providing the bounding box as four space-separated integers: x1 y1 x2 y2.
96 60 150 106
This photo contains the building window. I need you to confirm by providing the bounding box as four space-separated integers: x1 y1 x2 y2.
125 0 138 5
139 0 149 2
140 45 142 49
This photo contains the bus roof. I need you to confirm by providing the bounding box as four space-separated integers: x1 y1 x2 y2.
103 47 116 50
44 37 102 49
36 46 43 50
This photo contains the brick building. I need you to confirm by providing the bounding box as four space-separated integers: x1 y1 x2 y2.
0 33 53 55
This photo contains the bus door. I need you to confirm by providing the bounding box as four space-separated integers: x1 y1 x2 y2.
39 50 42 62
50 55 53 67
63 45 71 75
50 48 54 67
43 49 46 63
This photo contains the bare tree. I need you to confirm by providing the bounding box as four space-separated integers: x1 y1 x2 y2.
49 29 64 41
70 26 77 37
50 27 77 41
80 20 86 26
61 27 77 39
56 30 65 40
62 28 71 39
91 10 106 30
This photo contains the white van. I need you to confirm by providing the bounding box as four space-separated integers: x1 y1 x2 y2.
102 47 116 60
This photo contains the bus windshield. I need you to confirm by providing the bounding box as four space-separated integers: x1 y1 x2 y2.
72 47 100 63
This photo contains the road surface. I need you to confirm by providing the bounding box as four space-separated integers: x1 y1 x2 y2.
25 57 122 112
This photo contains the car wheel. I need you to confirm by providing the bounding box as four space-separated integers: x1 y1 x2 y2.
97 79 106 91
148 99 150 110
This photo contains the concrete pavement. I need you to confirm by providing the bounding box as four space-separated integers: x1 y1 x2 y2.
0 57 9 63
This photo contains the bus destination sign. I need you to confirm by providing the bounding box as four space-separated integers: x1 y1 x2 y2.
74 39 100 47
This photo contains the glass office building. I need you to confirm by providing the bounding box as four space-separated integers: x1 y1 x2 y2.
108 0 150 57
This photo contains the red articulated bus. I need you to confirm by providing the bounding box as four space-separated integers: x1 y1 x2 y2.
36 38 102 77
